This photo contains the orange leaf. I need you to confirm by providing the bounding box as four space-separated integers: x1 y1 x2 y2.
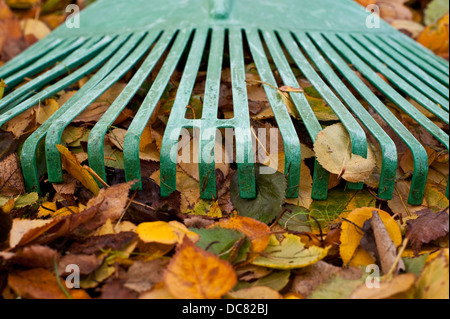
417 13 449 59
56 144 100 195
209 215 272 253
8 268 90 299
164 239 237 299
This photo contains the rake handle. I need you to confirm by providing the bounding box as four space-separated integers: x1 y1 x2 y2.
209 0 233 19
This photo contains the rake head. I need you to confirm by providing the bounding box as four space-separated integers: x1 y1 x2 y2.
0 0 448 205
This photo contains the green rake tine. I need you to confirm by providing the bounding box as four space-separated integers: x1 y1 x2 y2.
259 29 329 200
197 28 224 199
354 34 449 111
160 28 208 198
246 28 302 199
323 33 449 203
296 31 397 200
0 36 111 117
88 30 170 183
125 29 192 191
228 27 256 199
2 38 85 89
276 30 369 191
0 37 63 79
386 35 449 86
342 34 449 124
45 32 149 184
394 33 450 72
376 36 449 98
20 35 132 193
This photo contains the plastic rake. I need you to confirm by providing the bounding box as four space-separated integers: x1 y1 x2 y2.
0 0 448 205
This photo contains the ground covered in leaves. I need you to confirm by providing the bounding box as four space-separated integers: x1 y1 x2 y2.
0 0 449 299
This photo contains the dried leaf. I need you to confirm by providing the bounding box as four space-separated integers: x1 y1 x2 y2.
227 286 282 299
350 274 416 299
406 209 449 255
125 259 167 293
56 144 100 195
0 153 25 196
164 239 237 299
314 123 376 183
8 268 90 299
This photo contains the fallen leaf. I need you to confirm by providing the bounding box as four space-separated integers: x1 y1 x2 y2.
125 259 168 293
56 144 100 195
210 215 272 253
235 270 291 292
415 251 449 299
350 274 416 299
164 239 237 299
314 123 376 183
227 286 282 299
251 234 330 270
8 268 90 299
0 153 25 196
20 19 51 40
406 209 449 256
0 245 58 269
424 0 449 25
417 12 449 58
58 254 101 276
136 221 199 245
340 208 402 267
9 218 60 248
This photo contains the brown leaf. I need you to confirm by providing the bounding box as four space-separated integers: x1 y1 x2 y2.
0 153 25 196
407 209 450 256
58 254 102 276
8 268 90 299
100 278 138 299
0 245 58 269
76 181 133 234
125 259 168 293
68 232 137 255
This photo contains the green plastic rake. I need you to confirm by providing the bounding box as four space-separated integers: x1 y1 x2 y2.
0 0 448 205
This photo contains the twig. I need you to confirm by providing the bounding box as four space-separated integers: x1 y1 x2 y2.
385 236 409 279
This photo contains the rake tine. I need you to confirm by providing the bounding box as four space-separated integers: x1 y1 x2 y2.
354 34 449 112
393 33 450 73
297 31 397 201
340 34 449 125
323 33 449 203
45 32 150 184
159 28 209 198
125 29 192 191
278 30 369 191
197 28 224 199
0 36 111 117
19 35 132 193
0 37 64 79
246 28 302 199
2 37 86 89
377 36 449 95
228 27 256 199
259 29 329 200
88 30 170 183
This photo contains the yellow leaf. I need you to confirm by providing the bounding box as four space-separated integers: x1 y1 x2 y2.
208 201 222 218
350 274 416 299
136 221 179 245
227 286 282 299
36 99 59 125
56 144 100 195
164 239 237 299
415 252 449 299
20 19 51 40
340 208 402 267
314 123 376 183
2 198 15 213
210 215 272 253
168 221 200 243
0 79 6 100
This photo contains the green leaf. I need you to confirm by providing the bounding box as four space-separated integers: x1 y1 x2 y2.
403 254 429 277
0 193 39 209
252 234 329 269
103 144 124 170
235 270 291 291
307 274 366 299
424 0 449 25
231 164 287 224
191 227 250 264
279 205 311 233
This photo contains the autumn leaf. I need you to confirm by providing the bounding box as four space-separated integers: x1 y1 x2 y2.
164 239 237 299
136 221 199 245
8 268 90 299
210 215 272 253
406 209 449 256
251 234 330 270
417 12 449 58
56 144 100 195
415 251 449 299
350 274 416 299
